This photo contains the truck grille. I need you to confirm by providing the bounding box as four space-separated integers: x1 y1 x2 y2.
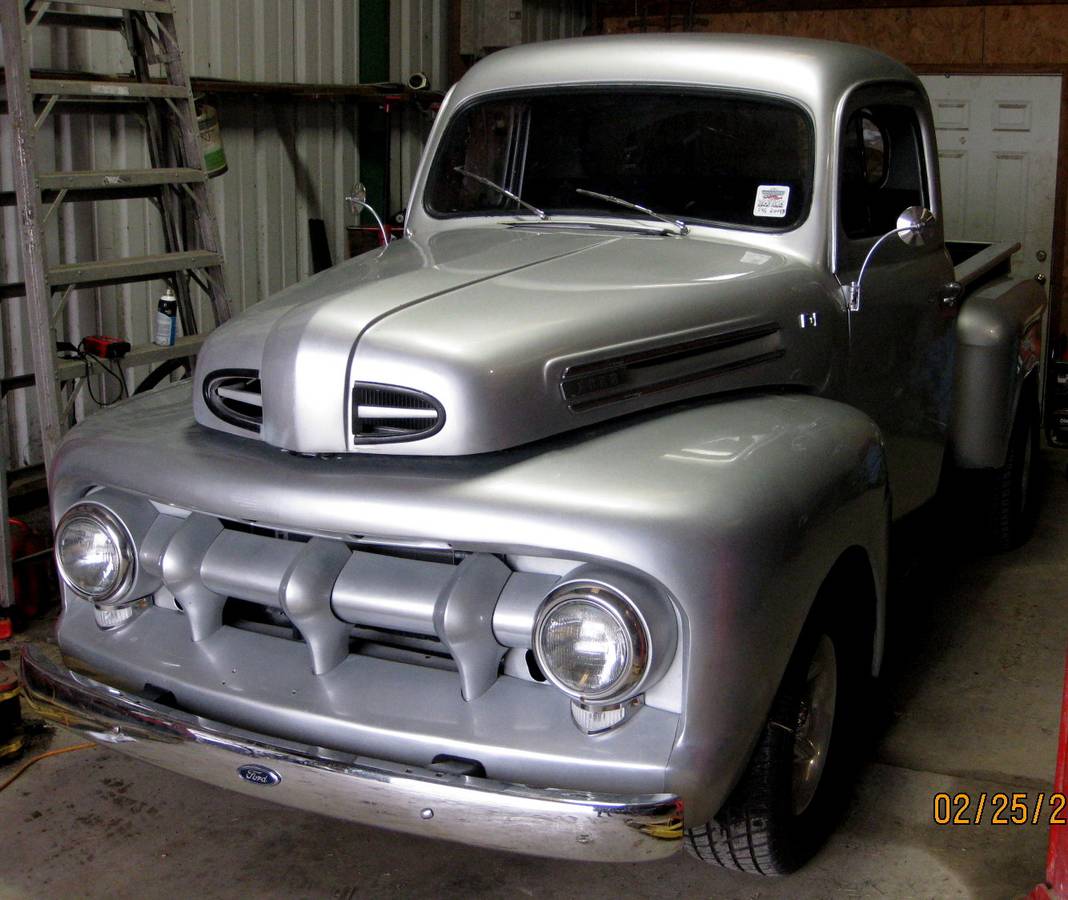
203 369 262 432
351 383 444 443
116 496 561 700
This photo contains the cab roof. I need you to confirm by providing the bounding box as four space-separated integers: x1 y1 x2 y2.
453 33 920 114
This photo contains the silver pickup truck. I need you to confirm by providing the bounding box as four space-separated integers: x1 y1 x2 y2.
23 33 1047 876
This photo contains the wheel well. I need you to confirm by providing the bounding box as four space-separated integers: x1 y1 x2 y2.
1003 368 1040 443
1021 368 1040 414
809 546 880 676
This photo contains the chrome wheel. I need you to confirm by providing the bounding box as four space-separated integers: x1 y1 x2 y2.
791 634 837 816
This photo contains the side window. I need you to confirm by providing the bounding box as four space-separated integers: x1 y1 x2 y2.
841 105 925 240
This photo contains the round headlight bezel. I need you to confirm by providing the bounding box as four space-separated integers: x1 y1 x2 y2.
55 502 136 603
533 581 651 703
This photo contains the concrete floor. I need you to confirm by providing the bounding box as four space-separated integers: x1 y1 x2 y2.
3 452 1067 899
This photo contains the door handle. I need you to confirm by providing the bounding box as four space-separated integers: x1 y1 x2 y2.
937 281 964 309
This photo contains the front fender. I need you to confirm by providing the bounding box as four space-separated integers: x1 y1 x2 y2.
953 275 1045 469
648 395 889 823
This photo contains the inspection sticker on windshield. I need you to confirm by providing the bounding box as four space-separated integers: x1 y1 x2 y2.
753 185 790 218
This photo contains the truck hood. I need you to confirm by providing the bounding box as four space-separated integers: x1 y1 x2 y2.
193 226 839 455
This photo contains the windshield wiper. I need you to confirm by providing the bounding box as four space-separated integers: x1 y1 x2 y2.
576 188 689 236
507 220 669 235
454 167 547 220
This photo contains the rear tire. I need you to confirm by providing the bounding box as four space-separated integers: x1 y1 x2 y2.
983 387 1039 552
686 596 867 875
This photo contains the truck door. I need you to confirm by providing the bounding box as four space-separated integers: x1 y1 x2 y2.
835 86 957 519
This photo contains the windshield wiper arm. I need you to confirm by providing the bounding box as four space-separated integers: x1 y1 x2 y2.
575 188 689 236
454 167 547 220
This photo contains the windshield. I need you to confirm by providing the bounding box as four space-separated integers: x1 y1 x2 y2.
425 89 814 231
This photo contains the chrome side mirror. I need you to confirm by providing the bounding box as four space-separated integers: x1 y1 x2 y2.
895 205 937 247
346 181 368 213
845 206 938 312
346 181 390 246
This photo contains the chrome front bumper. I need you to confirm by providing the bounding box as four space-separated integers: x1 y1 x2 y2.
20 646 683 862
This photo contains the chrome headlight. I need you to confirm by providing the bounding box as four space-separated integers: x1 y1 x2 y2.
533 583 649 702
55 503 134 602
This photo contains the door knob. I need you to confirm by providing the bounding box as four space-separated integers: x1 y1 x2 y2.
939 281 964 308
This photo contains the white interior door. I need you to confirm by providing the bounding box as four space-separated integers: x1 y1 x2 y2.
919 74 1061 284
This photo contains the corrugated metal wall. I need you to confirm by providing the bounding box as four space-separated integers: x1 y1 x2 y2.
391 0 449 221
390 0 588 209
1 0 587 468
523 0 588 42
1 1 363 467
179 1 363 314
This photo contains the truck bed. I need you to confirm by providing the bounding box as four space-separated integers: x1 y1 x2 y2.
947 240 1020 290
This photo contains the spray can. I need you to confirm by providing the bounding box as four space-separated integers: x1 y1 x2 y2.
196 99 228 178
154 287 178 346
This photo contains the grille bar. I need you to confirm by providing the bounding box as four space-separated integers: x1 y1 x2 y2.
152 511 558 699
216 385 263 407
351 382 444 444
356 405 437 419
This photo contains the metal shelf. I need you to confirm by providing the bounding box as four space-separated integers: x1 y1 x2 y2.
54 334 205 382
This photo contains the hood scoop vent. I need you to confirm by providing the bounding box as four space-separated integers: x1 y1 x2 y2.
561 323 784 412
203 370 263 433
352 383 445 444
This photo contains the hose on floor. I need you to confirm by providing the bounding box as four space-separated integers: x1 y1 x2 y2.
0 742 95 793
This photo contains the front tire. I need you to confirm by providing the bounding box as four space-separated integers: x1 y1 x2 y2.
686 601 864 875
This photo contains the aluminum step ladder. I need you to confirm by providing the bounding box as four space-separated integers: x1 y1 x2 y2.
0 0 231 615
0 0 230 467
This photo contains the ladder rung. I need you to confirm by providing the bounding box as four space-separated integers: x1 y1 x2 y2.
4 335 205 395
40 0 173 13
0 168 207 207
3 335 205 394
47 251 223 289
30 10 126 31
0 251 220 297
0 97 153 117
41 168 206 191
30 78 187 100
55 334 204 383
0 371 35 395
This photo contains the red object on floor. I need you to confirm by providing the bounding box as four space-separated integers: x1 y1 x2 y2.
6 518 52 623
1031 648 1068 900
0 617 10 639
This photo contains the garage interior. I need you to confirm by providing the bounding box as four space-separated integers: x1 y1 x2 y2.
2 1 1068 898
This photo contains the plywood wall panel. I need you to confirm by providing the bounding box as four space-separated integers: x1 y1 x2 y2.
983 6 1068 66
787 9 983 66
604 7 983 66
701 12 789 35
598 3 1068 69
602 12 785 35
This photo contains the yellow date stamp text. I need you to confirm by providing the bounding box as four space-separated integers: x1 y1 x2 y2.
933 791 1067 826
